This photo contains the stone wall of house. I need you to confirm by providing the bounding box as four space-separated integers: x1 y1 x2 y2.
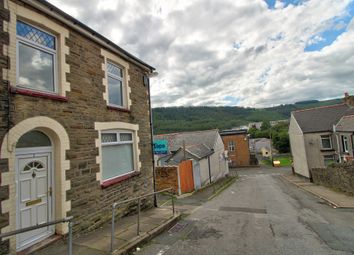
156 167 179 194
0 0 10 253
0 0 154 248
310 162 354 196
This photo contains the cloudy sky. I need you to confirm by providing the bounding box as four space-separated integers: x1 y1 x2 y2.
48 0 354 108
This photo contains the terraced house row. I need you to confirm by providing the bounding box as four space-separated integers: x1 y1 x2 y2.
0 0 156 253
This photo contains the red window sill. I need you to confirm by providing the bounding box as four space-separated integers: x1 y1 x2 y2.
107 105 130 113
101 171 140 188
10 87 68 102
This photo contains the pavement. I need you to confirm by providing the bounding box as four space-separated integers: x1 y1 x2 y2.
135 167 354 255
34 176 235 255
282 174 354 208
35 207 179 255
157 176 237 215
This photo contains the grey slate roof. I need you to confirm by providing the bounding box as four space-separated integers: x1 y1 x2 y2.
292 104 354 133
154 129 218 152
336 115 354 132
185 144 213 159
164 144 212 165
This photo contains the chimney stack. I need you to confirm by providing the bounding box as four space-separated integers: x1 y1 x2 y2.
343 92 354 107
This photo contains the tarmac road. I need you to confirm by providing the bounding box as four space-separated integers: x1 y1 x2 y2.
135 167 354 255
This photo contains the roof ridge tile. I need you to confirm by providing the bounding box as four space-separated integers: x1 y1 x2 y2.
292 103 346 113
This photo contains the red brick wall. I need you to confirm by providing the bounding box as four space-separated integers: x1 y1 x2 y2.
222 134 251 167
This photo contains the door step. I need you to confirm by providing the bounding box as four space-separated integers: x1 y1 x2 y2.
17 235 62 255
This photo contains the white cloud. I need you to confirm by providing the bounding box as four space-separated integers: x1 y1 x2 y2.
48 0 354 107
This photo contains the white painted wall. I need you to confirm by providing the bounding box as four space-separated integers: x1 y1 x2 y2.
210 135 229 182
289 114 310 178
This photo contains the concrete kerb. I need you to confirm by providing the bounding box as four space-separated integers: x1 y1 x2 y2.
112 212 181 255
159 176 237 204
208 176 238 201
280 175 341 208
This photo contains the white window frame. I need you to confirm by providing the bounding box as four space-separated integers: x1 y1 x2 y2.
228 140 235 152
342 135 349 153
106 61 125 108
101 130 136 181
323 155 335 166
16 20 58 94
320 135 332 149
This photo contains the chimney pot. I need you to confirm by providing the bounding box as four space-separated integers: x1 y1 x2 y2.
344 93 354 107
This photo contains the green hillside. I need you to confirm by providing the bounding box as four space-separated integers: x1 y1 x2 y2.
152 98 342 134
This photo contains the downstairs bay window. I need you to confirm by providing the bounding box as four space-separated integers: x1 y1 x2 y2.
101 131 136 181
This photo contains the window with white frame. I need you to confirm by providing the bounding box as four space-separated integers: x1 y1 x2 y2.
228 140 235 152
320 135 332 149
16 20 57 93
323 155 335 166
342 135 349 153
101 130 136 181
107 62 124 107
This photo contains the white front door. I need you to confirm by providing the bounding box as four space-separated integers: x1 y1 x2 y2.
16 149 54 250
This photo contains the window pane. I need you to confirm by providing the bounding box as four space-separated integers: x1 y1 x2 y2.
102 144 134 180
324 155 335 166
108 77 123 106
102 133 117 143
321 137 331 149
107 62 122 77
17 21 55 50
120 133 132 141
18 43 55 92
17 130 51 148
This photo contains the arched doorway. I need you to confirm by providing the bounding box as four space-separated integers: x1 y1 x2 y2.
15 130 54 250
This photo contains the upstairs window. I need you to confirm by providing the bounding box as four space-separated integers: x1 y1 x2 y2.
107 62 124 107
101 130 135 181
228 140 235 152
320 135 332 149
16 21 57 93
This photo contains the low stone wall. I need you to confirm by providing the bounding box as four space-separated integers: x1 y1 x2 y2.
156 166 179 194
310 162 354 196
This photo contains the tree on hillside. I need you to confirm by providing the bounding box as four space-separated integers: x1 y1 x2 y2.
272 131 290 153
261 120 271 131
249 127 258 138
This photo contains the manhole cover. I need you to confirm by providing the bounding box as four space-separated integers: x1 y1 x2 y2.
168 222 189 234
219 206 267 214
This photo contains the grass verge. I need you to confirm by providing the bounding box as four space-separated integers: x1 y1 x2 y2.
261 155 292 167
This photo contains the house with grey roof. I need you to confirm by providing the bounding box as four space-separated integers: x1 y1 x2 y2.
289 93 354 178
154 130 229 187
249 138 272 157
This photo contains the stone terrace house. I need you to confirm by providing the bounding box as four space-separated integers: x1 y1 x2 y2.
0 0 156 253
289 94 354 179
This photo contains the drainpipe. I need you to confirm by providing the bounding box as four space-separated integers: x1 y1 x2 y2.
208 149 214 184
208 156 212 184
333 124 341 163
146 72 158 207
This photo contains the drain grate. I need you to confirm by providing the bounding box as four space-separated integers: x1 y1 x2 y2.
168 222 189 234
219 206 267 214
